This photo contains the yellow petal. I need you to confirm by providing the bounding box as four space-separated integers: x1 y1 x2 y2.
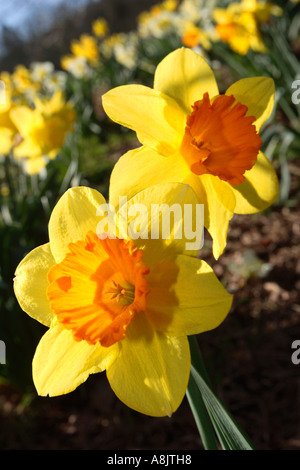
185 173 236 259
49 186 106 263
106 313 190 417
109 146 190 209
119 180 203 268
13 243 55 327
231 151 279 214
23 156 46 174
33 323 119 396
10 106 43 135
102 84 185 156
225 77 275 130
110 146 233 260
154 47 219 115
13 137 41 159
0 127 14 154
147 255 232 335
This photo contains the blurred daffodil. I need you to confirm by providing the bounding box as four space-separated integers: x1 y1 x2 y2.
70 34 99 65
0 88 18 155
102 48 278 259
61 54 91 78
213 0 282 55
14 184 232 417
181 22 212 49
92 17 109 38
10 90 76 174
11 64 41 97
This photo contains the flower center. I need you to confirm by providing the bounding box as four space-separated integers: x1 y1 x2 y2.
180 92 262 185
105 279 136 304
46 231 150 347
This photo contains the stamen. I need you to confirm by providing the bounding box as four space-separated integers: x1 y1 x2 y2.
105 280 135 304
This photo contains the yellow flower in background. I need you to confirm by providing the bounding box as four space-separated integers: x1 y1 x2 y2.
14 184 232 417
181 22 212 49
92 17 109 38
61 54 91 78
10 90 76 174
213 0 282 55
102 48 278 259
137 0 180 39
0 88 18 155
0 71 13 92
70 34 99 65
213 10 266 55
241 0 282 23
101 33 139 69
30 61 54 83
161 0 178 11
11 64 41 96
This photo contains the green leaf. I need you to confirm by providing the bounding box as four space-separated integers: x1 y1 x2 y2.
190 364 256 450
186 373 219 450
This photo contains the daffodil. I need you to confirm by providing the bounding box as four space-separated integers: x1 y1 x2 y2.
10 90 76 174
11 64 41 97
92 17 109 38
70 34 99 65
102 47 278 259
14 183 232 417
181 22 212 50
0 88 18 155
61 55 91 79
137 0 180 39
212 0 282 55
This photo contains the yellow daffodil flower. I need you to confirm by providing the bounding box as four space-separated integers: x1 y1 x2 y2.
212 0 282 55
70 34 99 65
214 10 266 55
102 48 278 259
181 22 212 49
61 55 91 78
11 64 41 97
240 0 282 23
14 183 232 417
0 88 18 155
92 17 109 38
10 90 76 174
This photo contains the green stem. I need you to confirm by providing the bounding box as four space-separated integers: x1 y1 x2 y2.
188 335 212 386
186 336 219 450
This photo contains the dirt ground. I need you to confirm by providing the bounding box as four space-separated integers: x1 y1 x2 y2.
0 161 299 451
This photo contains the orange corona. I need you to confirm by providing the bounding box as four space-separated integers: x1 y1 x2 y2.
180 92 262 185
47 231 150 347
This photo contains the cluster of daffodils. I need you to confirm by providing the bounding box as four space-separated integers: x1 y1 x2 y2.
60 0 218 79
1 62 67 102
0 63 76 174
137 0 217 52
14 48 278 417
61 33 101 79
60 0 285 83
61 18 141 77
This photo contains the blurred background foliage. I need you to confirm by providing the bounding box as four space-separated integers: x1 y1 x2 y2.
0 0 299 435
